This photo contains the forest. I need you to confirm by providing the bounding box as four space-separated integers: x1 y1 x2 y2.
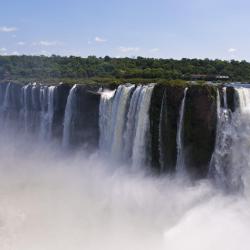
0 55 250 84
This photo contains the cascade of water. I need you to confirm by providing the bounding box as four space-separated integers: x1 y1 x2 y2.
39 85 56 141
1 83 12 129
176 87 188 173
110 85 135 159
123 85 143 162
47 86 57 140
209 89 232 187
131 84 155 168
62 85 77 148
0 84 6 126
236 87 250 112
3 83 11 112
21 84 32 133
0 83 10 128
223 87 228 109
210 87 250 192
39 86 49 140
99 85 135 160
99 89 116 153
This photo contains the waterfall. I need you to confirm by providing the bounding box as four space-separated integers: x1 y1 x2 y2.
21 84 32 133
62 85 77 148
210 86 250 192
47 86 57 140
2 83 14 129
236 87 250 112
110 85 135 159
98 83 154 167
131 84 155 168
3 83 11 111
176 87 188 173
99 85 135 159
39 86 49 140
223 87 228 109
0 83 11 129
39 85 57 141
99 89 116 153
123 85 143 162
209 89 232 188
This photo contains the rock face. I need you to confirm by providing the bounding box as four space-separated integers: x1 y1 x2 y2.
64 84 100 150
0 82 221 178
52 84 72 140
149 84 166 170
183 85 217 178
226 86 236 112
150 84 186 172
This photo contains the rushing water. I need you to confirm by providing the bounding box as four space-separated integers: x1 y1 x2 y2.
1 82 250 250
176 87 188 174
99 84 154 167
62 85 77 148
210 87 250 191
0 129 250 250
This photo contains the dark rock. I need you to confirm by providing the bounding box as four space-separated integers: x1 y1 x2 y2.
183 85 217 178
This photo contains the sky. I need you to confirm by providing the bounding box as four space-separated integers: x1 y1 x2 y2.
0 0 250 61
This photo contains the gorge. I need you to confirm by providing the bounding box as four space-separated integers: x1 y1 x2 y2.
0 81 250 250
0 81 249 185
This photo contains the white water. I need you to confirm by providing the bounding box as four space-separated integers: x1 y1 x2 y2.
22 84 31 133
62 85 77 148
223 87 228 109
123 85 143 162
47 86 56 140
131 84 155 168
1 83 250 249
210 87 250 191
39 86 49 140
99 89 116 153
0 131 250 250
110 85 135 159
99 85 135 160
176 87 188 173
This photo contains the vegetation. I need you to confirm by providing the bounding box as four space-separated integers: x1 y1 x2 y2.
0 55 250 84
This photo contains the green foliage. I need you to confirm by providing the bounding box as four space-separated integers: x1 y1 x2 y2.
0 55 250 84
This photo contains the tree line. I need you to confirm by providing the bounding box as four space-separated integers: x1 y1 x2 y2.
0 55 250 84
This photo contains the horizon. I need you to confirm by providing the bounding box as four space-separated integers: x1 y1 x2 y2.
1 54 250 64
1 0 250 61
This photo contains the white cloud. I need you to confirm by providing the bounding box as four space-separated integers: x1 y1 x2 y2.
0 26 17 32
95 36 107 43
228 48 237 53
0 48 7 52
11 51 19 55
119 46 140 53
33 40 62 47
150 48 160 53
17 41 25 46
0 48 7 55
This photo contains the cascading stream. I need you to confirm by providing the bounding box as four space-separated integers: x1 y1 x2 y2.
131 84 155 168
99 85 135 160
176 87 188 174
62 85 77 148
210 87 250 192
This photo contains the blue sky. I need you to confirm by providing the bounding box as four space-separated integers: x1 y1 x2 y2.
0 0 250 60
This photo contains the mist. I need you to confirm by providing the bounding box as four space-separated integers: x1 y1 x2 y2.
0 131 248 250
